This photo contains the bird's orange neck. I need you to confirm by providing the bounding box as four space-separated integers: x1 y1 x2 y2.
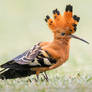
53 35 70 46
41 36 70 60
51 37 70 61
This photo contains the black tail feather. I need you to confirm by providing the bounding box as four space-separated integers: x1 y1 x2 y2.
0 69 36 79
0 60 37 79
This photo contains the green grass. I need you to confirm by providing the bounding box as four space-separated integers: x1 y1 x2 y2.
0 70 92 92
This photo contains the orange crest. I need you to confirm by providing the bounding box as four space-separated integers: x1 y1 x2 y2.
45 5 80 35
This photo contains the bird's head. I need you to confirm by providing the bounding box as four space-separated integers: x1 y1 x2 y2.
45 4 89 44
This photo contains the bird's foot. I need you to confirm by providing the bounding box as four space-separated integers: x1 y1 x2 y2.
42 72 49 81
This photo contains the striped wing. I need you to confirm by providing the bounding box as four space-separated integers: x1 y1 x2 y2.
12 42 42 65
12 42 57 67
1 42 57 70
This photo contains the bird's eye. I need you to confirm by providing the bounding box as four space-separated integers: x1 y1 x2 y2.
61 32 65 36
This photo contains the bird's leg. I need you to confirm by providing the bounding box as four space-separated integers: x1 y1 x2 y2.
42 72 49 81
36 75 39 80
31 67 50 81
44 72 49 81
35 71 40 82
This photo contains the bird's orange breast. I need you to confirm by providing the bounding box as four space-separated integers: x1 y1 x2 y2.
40 39 70 62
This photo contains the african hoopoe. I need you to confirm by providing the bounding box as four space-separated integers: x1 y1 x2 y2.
0 4 89 80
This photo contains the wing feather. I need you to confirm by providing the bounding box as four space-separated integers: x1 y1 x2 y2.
0 42 57 70
13 42 41 65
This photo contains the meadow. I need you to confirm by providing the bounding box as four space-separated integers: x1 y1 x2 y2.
0 0 92 92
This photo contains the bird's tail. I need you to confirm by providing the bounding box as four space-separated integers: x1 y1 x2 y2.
0 60 36 79
0 68 36 79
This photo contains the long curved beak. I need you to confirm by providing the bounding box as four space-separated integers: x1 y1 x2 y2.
70 34 89 44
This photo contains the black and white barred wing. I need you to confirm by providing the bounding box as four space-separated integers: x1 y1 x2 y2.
0 42 57 70
13 43 41 65
12 42 56 67
0 43 42 68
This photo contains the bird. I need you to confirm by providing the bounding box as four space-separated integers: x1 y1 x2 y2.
0 4 89 80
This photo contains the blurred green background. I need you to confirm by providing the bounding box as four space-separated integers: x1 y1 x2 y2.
0 0 92 74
